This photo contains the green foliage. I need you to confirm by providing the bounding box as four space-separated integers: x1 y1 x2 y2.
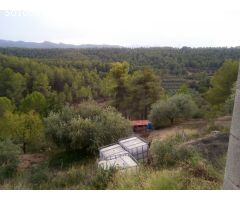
205 60 238 105
0 111 44 153
76 101 102 119
1 47 240 76
44 102 131 153
0 140 21 183
146 170 184 189
108 62 130 114
108 63 162 118
224 82 236 114
108 132 223 189
32 73 51 96
20 91 47 115
90 168 116 189
150 139 199 168
45 91 64 113
149 100 175 128
45 167 91 189
40 163 115 189
128 67 162 118
181 159 221 183
107 168 183 189
28 164 49 189
0 54 102 107
0 96 15 117
177 84 190 94
0 48 234 190
108 165 221 190
149 94 198 128
0 67 26 104
48 150 92 169
168 94 198 119
188 72 210 93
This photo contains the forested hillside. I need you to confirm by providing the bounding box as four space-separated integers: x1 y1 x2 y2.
1 47 240 75
0 47 238 189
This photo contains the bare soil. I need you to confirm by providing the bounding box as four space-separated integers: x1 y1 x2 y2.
148 116 231 142
185 132 229 169
18 153 48 170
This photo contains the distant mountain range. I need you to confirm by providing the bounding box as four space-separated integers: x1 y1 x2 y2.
0 39 123 49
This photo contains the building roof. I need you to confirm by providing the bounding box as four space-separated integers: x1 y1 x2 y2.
131 120 150 126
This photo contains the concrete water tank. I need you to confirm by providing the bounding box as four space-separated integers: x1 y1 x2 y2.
119 137 149 161
99 144 129 160
98 155 138 172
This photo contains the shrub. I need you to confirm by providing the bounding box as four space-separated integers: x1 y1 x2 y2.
48 150 93 169
108 167 185 190
148 101 174 128
90 168 116 189
146 170 183 189
180 155 223 187
108 165 221 190
76 101 102 119
149 94 198 128
28 164 49 189
42 164 115 189
150 139 199 169
0 140 21 183
107 167 152 189
44 102 131 154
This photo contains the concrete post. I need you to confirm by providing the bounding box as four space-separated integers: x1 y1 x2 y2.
223 65 240 189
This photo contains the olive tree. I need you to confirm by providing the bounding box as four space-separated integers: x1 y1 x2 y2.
149 100 177 128
149 94 198 128
44 102 131 153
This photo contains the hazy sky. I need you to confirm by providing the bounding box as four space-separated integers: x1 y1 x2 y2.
0 0 240 47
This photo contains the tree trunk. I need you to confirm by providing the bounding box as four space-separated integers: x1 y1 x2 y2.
223 65 240 189
144 106 148 119
170 118 174 125
23 142 26 154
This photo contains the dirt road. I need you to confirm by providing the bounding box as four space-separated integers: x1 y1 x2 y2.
148 116 231 141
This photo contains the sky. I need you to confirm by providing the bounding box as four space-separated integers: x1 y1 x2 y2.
0 0 240 47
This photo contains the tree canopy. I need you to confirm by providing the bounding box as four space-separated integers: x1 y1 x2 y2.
44 102 131 153
0 111 44 153
205 60 239 105
149 94 198 128
0 97 15 117
20 91 47 116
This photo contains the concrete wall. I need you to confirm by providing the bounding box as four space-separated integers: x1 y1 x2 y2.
223 65 240 189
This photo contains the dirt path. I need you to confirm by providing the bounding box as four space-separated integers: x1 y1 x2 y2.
18 153 48 170
148 116 231 141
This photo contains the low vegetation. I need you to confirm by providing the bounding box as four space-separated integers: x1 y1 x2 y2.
44 102 131 154
0 47 236 189
149 94 198 128
0 140 21 184
0 131 227 189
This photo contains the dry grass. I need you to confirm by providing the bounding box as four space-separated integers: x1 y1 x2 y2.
148 116 231 142
107 166 222 190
